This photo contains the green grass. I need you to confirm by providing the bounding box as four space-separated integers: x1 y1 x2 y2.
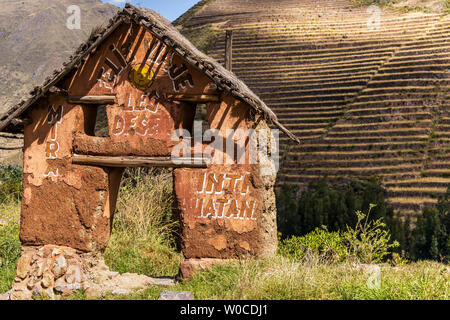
0 199 21 294
445 0 450 13
104 169 183 277
99 257 449 300
180 24 222 54
173 0 216 27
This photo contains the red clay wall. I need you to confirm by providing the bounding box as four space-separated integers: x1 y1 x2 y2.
174 96 277 259
19 22 277 260
20 94 119 252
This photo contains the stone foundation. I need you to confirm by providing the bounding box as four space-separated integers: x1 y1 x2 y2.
8 245 174 300
10 245 82 300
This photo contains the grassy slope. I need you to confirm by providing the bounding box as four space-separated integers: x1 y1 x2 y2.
0 200 21 294
174 0 222 55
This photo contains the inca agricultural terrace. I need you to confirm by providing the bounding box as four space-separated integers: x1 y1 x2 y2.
178 0 450 218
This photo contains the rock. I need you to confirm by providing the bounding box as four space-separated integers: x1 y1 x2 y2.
32 283 43 296
65 264 82 284
54 277 67 294
112 288 131 295
158 291 194 300
41 272 54 289
52 255 67 278
44 257 53 272
30 260 44 278
85 286 103 299
31 254 38 264
16 252 34 279
10 286 32 300
67 283 82 291
27 276 40 290
0 291 11 300
149 277 175 287
42 288 55 300
62 289 74 297
52 248 61 257
179 258 234 278
38 247 52 258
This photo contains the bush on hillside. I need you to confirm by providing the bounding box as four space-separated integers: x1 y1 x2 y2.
411 187 450 263
344 204 399 264
279 205 399 264
276 178 409 254
351 0 400 7
0 164 22 203
279 227 348 264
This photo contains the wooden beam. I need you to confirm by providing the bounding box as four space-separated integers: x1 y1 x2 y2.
166 94 220 103
0 145 23 150
72 154 210 168
11 118 32 127
68 95 117 105
225 30 233 71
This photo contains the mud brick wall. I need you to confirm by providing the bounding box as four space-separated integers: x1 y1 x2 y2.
174 96 277 259
18 21 278 261
20 93 120 252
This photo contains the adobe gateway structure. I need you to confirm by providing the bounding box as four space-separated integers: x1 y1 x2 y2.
0 4 298 299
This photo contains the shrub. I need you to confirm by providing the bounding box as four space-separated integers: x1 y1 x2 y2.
0 201 21 293
280 205 400 265
343 204 399 264
411 188 449 263
279 227 348 264
351 0 399 8
276 177 409 255
0 164 22 203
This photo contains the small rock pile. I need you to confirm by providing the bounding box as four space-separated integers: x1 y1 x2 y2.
82 258 175 299
9 245 83 300
5 245 176 300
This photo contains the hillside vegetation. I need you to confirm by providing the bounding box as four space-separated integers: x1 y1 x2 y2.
178 0 450 218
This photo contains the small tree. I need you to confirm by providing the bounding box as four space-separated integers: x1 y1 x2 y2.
344 204 399 264
411 186 449 263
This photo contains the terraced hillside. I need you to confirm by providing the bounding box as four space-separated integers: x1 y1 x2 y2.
178 0 450 218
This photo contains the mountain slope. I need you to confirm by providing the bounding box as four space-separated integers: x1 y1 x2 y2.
0 0 118 115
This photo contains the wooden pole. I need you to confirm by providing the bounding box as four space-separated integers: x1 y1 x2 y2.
225 30 233 71
0 145 23 150
68 96 117 105
72 154 210 168
11 118 32 127
166 94 220 103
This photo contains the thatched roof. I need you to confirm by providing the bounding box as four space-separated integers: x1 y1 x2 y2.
0 3 299 143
